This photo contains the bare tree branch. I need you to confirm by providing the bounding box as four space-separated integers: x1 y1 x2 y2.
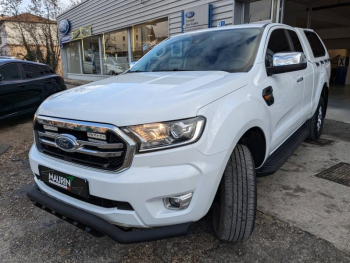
0 0 62 72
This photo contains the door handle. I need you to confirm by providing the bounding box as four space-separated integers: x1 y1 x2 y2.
316 62 320 67
297 77 304 83
46 80 51 83
18 84 25 88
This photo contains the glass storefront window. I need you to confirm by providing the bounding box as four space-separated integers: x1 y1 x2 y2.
82 36 101 74
132 17 168 61
245 0 272 23
103 29 129 75
65 41 81 74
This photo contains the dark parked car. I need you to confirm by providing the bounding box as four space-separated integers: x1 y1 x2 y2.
0 59 66 120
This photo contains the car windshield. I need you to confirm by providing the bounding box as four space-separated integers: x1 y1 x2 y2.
129 28 263 73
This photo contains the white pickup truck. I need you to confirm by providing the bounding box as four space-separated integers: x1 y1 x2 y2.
27 23 330 244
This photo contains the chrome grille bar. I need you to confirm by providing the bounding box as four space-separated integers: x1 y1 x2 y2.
38 137 124 157
35 116 136 173
38 131 124 149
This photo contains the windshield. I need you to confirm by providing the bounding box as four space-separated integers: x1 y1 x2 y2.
130 28 263 73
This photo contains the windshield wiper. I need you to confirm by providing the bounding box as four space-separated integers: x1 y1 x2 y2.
127 70 148 73
152 69 194 72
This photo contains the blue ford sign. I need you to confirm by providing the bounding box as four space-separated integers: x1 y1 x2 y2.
217 21 226 27
182 4 211 33
59 19 71 35
185 11 195 18
55 134 77 152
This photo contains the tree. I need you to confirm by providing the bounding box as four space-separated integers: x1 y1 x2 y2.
61 0 84 13
0 0 62 72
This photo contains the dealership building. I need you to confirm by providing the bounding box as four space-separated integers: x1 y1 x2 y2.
57 0 350 84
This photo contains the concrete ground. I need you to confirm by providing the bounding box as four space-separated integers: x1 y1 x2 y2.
258 130 350 253
326 84 350 124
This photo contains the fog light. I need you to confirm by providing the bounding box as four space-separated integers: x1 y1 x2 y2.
164 192 193 210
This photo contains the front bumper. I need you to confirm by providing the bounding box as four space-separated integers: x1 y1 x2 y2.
27 186 194 243
29 144 229 228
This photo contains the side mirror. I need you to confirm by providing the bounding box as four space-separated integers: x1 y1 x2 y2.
0 74 3 81
266 52 307 76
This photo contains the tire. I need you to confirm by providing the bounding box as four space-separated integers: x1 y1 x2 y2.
305 97 325 141
213 144 257 243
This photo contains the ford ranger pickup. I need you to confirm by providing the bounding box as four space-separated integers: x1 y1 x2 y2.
27 23 330 244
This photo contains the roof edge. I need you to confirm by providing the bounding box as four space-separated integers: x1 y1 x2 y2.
57 0 89 19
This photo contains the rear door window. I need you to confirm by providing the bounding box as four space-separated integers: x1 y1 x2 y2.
41 65 55 75
22 63 45 79
304 31 326 58
287 30 304 53
265 29 292 67
0 63 22 81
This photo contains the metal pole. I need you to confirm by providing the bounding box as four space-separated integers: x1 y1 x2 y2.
78 40 83 74
307 7 312 28
127 27 132 64
99 35 104 75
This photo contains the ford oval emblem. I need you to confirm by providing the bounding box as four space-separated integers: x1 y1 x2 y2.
185 11 195 18
55 134 77 152
59 19 71 35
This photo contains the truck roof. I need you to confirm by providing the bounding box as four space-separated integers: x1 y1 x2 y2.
175 22 302 37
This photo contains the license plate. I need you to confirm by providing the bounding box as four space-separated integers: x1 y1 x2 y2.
39 166 89 199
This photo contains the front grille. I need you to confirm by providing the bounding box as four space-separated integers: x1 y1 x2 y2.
34 116 135 172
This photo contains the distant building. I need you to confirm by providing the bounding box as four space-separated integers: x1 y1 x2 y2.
57 0 350 82
0 13 62 74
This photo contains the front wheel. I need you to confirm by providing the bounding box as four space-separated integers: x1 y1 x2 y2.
213 144 257 243
305 97 325 141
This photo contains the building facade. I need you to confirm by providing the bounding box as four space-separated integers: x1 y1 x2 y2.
0 13 58 56
0 13 62 74
58 0 350 83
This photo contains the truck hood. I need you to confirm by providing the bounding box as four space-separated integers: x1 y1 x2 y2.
38 71 249 126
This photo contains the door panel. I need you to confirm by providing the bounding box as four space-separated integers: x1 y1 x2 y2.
40 65 66 96
263 28 305 153
259 70 305 152
20 63 47 109
301 61 314 121
0 63 28 118
286 29 312 123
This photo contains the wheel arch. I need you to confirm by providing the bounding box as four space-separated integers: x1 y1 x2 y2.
321 82 329 117
238 126 267 168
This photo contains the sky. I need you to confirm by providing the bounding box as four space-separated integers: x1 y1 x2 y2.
21 0 73 12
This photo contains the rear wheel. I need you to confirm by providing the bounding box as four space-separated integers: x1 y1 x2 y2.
305 97 325 141
213 144 257 242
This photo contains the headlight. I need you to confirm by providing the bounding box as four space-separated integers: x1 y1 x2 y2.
124 116 205 152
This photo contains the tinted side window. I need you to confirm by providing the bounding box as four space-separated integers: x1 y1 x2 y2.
41 65 55 75
22 63 44 78
304 31 326 58
0 63 22 81
265 29 292 67
287 30 304 53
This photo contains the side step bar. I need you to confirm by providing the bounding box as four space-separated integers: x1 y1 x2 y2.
257 128 310 176
27 186 195 244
